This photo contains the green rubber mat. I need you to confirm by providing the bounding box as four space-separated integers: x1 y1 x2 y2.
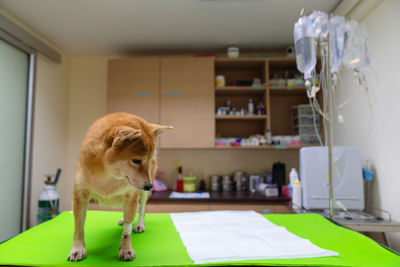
0 210 399 266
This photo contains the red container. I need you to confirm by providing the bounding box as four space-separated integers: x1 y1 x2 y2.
176 179 184 192
281 185 291 198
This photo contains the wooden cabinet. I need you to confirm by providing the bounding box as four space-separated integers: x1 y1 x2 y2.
215 59 268 139
214 57 323 149
107 57 215 148
160 58 215 148
107 56 320 149
107 58 160 123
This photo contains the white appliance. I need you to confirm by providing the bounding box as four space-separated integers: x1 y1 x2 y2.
300 146 364 210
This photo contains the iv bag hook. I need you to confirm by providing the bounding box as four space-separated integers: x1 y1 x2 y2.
300 8 305 17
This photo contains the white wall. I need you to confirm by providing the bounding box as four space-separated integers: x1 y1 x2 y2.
63 57 108 210
334 0 400 250
30 54 70 226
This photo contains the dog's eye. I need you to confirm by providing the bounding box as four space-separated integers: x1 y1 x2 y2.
132 159 142 165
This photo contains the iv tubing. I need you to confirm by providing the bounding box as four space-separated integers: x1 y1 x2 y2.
309 97 323 146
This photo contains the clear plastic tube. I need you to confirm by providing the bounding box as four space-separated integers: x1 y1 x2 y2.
309 97 323 146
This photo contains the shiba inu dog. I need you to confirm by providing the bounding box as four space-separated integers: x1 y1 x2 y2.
67 112 172 262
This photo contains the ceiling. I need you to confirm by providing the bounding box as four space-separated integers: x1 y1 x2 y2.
0 0 340 56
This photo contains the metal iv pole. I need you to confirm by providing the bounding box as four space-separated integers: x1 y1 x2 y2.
326 32 335 219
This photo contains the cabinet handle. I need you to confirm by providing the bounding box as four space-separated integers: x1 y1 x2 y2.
133 92 153 96
163 91 183 96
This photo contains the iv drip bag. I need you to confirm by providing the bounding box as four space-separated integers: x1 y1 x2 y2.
343 20 363 69
294 16 317 80
310 11 329 40
357 23 370 72
329 15 347 73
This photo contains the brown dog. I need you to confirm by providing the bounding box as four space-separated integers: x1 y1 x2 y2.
67 112 172 262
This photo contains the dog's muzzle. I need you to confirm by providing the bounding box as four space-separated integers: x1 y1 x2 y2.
143 183 153 191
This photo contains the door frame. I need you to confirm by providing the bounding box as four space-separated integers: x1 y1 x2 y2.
0 39 36 232
21 53 35 231
1 12 61 231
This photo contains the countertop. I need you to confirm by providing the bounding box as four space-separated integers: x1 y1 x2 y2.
149 190 291 203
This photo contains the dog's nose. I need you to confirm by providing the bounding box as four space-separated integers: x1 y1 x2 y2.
143 183 153 191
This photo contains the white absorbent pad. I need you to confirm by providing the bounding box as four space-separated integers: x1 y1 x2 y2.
170 210 339 264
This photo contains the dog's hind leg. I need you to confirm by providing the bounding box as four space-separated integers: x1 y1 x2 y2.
119 192 139 261
134 191 149 233
68 188 90 262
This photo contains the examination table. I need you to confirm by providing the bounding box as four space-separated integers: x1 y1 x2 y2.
0 210 399 266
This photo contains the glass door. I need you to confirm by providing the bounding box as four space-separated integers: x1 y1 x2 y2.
0 39 29 242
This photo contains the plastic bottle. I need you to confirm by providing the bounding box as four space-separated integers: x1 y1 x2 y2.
294 15 316 80
226 100 231 111
265 128 272 145
289 168 302 209
248 98 254 115
37 174 60 224
289 168 299 185
176 166 183 192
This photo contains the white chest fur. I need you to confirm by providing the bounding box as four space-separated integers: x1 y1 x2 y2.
75 166 138 207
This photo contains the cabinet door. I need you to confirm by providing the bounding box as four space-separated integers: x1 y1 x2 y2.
160 58 214 148
107 58 160 123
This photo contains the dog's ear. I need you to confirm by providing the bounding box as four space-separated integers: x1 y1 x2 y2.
112 126 141 147
149 123 173 136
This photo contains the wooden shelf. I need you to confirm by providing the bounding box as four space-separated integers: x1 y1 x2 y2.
216 86 266 95
215 58 266 70
214 145 307 150
215 115 267 120
215 58 267 62
149 190 291 203
268 57 297 62
270 86 307 96
268 57 298 70
214 57 320 141
216 86 266 90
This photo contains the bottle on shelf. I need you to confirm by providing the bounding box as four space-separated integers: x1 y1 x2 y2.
257 102 265 115
289 168 302 210
248 98 254 115
226 100 231 111
289 168 299 186
176 166 183 192
265 128 272 145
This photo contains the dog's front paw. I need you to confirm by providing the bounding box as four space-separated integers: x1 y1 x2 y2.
68 247 87 262
119 248 136 261
134 224 145 233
